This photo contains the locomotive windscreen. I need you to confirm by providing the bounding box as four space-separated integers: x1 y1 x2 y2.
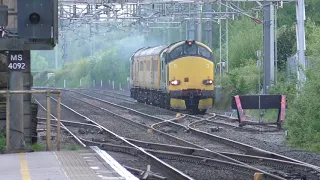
167 42 214 63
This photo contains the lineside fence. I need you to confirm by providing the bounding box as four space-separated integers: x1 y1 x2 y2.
0 90 61 152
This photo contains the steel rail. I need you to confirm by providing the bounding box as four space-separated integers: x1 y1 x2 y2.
81 140 286 180
36 88 320 176
35 100 163 180
190 118 280 133
34 98 87 147
212 113 280 129
36 116 316 180
49 95 201 149
119 139 319 179
69 88 320 175
37 117 297 178
77 88 134 103
46 90 289 178
42 96 194 180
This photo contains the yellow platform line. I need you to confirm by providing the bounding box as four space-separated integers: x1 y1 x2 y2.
18 153 31 180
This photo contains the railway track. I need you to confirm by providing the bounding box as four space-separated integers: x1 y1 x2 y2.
34 87 320 179
76 88 132 101
188 113 284 133
33 92 287 180
34 95 190 180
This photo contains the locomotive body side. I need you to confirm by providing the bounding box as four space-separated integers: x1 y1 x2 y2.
130 46 167 104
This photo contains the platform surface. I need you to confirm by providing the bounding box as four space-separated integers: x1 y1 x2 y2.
0 146 138 180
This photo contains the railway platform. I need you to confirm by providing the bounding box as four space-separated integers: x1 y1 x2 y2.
0 146 138 180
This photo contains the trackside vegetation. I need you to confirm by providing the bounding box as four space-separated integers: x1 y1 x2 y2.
0 133 5 152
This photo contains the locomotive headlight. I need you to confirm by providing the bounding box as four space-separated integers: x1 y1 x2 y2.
203 79 213 85
170 80 180 85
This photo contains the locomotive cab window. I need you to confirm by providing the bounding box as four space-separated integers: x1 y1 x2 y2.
167 43 214 63
198 46 213 61
184 44 197 55
169 46 183 59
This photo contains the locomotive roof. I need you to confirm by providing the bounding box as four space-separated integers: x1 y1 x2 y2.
167 40 212 53
132 40 212 58
133 45 167 57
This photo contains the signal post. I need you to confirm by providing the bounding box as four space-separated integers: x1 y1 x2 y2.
0 0 58 152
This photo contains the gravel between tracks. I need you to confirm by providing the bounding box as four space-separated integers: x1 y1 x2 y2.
75 89 177 119
155 123 244 154
34 94 86 123
208 110 320 167
65 91 162 127
76 89 320 167
58 93 181 146
161 159 250 180
35 105 82 151
106 151 167 179
69 90 246 154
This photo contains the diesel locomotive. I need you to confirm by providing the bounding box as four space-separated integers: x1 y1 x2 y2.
129 40 215 114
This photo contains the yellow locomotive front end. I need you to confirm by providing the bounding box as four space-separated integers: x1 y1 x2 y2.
167 41 215 114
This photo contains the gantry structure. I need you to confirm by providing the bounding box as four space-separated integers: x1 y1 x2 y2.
58 0 305 93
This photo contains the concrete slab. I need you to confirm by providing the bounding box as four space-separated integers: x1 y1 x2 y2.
0 146 138 180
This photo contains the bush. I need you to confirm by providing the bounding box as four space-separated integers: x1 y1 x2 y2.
0 133 5 152
221 60 259 96
285 60 320 152
47 58 90 87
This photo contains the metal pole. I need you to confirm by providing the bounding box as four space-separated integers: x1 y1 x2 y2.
187 4 195 40
225 3 229 73
263 1 275 94
205 4 213 49
196 3 202 41
180 23 183 40
46 92 52 151
185 21 188 39
296 0 306 88
55 45 58 69
6 92 10 152
57 93 61 151
219 7 222 86
274 5 278 84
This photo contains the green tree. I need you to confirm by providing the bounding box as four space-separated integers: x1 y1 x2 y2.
31 51 49 72
276 25 296 70
227 18 263 69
